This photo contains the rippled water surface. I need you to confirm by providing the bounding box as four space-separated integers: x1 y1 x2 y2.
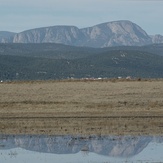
0 134 163 163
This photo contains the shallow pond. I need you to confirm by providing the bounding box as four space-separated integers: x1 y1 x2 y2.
0 134 163 163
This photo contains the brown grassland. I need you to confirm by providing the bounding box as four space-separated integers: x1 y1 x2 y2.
0 79 163 136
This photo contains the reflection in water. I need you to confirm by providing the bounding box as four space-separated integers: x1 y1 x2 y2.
0 134 163 162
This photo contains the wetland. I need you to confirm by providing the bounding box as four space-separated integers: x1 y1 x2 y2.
1 79 163 162
0 79 163 135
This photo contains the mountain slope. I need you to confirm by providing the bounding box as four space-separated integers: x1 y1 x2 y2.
0 43 100 59
150 34 163 44
13 26 86 45
0 49 163 80
80 20 152 47
0 20 160 47
0 43 163 60
0 31 15 43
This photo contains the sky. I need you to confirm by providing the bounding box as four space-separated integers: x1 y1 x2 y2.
0 0 163 35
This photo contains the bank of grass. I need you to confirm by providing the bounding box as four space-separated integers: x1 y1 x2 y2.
0 79 163 135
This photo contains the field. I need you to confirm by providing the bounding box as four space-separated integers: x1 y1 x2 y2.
0 79 163 136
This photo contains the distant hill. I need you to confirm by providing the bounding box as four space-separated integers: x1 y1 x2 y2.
0 43 163 59
0 48 163 80
103 43 163 56
0 43 99 59
1 20 163 47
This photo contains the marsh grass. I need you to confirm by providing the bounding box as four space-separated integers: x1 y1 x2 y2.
1 80 163 135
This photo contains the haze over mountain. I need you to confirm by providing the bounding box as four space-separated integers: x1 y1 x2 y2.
150 34 163 44
0 31 16 43
1 20 163 47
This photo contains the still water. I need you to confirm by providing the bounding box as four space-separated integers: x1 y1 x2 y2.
0 134 163 163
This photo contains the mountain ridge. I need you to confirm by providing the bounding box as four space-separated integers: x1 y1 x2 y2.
1 20 163 47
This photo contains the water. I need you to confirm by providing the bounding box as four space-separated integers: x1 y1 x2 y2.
0 134 163 163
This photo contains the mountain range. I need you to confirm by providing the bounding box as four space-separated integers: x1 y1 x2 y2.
0 20 163 80
0 20 163 47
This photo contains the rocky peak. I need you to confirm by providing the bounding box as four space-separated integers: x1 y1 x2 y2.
80 20 152 47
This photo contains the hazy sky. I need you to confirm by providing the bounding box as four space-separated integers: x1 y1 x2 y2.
0 0 162 35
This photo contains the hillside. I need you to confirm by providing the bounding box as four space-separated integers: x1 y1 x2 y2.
0 43 99 59
0 49 163 80
0 43 163 60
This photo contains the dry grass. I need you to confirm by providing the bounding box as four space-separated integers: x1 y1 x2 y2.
0 79 163 135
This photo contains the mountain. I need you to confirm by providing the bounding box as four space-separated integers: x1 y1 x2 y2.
13 26 85 45
80 20 152 47
0 31 15 43
150 34 163 44
0 20 162 47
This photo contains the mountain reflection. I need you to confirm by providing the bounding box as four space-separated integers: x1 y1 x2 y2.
0 135 162 157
